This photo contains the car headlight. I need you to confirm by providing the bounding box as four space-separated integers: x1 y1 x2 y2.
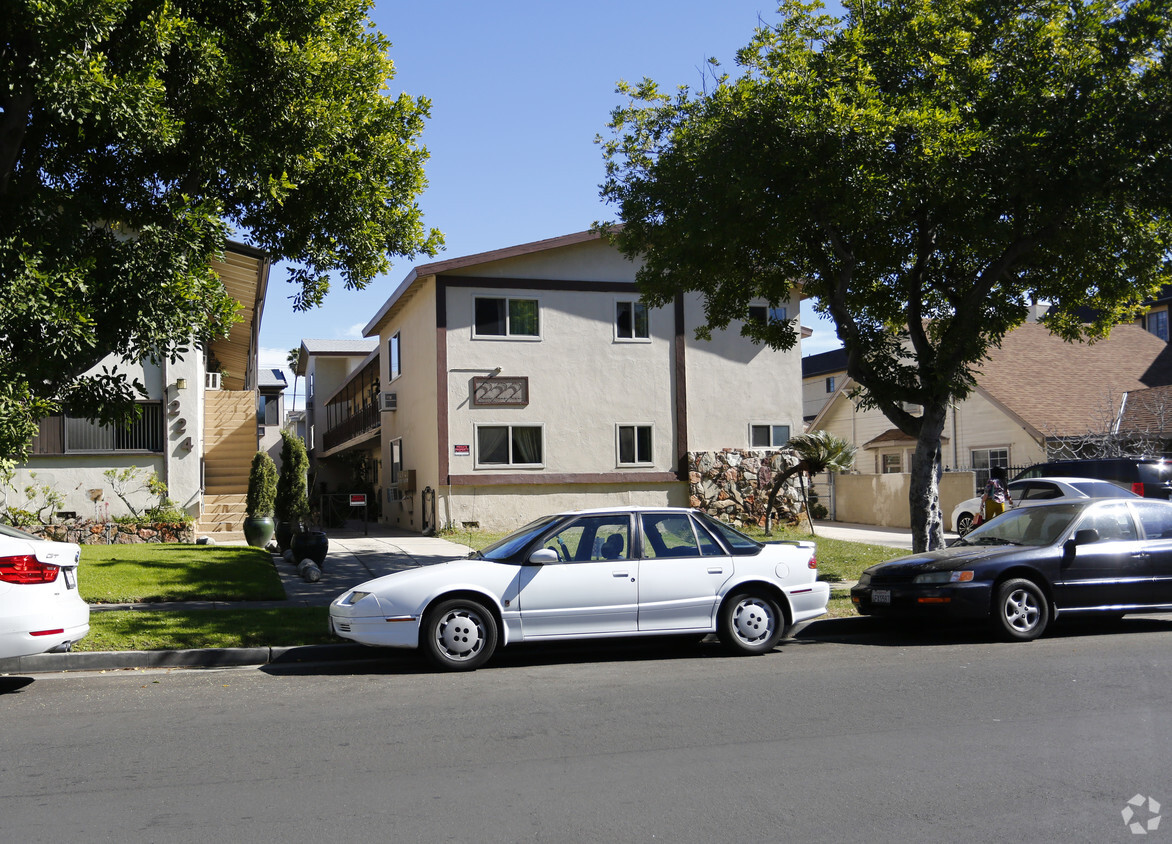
913 571 975 584
346 590 373 605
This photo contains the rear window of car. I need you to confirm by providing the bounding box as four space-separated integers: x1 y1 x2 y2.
1068 480 1133 498
694 513 762 555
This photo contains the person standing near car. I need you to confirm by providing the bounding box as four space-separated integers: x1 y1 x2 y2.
979 466 1014 524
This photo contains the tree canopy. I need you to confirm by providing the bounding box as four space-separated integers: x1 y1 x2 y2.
0 0 442 457
600 0 1172 550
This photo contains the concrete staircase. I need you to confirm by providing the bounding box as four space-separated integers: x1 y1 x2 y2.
199 390 255 535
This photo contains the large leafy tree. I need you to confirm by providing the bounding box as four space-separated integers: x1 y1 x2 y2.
601 0 1172 551
0 0 442 457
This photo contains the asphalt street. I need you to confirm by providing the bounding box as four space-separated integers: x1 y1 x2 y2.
4 614 1171 843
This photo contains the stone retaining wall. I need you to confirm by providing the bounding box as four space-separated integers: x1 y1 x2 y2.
687 449 806 527
18 521 194 544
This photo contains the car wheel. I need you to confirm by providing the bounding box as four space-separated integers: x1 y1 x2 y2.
955 512 974 536
991 578 1049 641
718 591 786 655
422 598 498 671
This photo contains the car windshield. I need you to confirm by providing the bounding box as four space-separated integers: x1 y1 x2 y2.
955 502 1083 547
478 515 564 562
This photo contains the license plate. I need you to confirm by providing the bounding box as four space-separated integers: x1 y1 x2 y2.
64 567 77 589
872 589 891 605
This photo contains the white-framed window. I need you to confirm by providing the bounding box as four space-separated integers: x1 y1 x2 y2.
748 304 788 324
971 447 1010 492
881 453 902 473
389 331 402 380
1148 310 1169 342
750 424 791 448
617 424 653 466
473 296 540 339
615 299 650 341
825 376 836 393
476 424 544 467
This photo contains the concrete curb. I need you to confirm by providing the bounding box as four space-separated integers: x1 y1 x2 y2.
1 643 378 675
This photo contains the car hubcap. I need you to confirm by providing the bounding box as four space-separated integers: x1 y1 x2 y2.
436 608 486 660
732 598 775 644
1003 589 1040 633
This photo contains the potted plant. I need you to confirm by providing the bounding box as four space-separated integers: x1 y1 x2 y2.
243 450 277 547
274 430 311 552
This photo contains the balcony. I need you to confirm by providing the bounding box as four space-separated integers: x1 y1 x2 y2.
322 403 380 451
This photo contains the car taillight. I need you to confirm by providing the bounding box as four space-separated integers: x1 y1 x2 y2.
1132 482 1145 496
0 554 60 584
808 552 818 570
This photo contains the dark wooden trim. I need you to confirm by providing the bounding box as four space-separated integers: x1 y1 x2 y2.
442 275 640 294
447 472 680 487
437 278 450 483
674 293 688 479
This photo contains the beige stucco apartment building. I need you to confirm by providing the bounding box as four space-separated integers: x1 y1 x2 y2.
320 230 805 531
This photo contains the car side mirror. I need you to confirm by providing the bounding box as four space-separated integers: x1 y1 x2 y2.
1063 528 1100 562
528 548 558 565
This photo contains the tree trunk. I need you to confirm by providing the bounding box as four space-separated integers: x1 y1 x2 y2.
909 402 949 552
763 465 803 535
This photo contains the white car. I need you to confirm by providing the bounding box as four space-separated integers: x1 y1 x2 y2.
330 506 829 670
0 525 89 660
950 476 1138 535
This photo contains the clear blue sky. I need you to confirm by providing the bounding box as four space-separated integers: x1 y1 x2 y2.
258 1 843 405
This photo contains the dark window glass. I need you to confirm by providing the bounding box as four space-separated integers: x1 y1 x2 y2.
475 298 507 335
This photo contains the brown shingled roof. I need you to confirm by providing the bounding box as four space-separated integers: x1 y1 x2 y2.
976 322 1172 437
1120 384 1172 435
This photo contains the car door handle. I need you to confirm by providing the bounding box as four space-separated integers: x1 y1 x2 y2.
612 571 630 578
707 567 724 575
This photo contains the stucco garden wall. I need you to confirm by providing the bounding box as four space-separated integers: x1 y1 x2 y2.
831 471 976 528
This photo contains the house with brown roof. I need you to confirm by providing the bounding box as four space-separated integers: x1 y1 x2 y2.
809 321 1172 500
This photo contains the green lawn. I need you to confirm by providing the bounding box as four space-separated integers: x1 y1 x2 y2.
80 543 285 604
77 608 334 652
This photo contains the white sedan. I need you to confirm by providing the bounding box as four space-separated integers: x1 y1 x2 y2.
950 476 1138 535
330 506 829 670
0 525 89 660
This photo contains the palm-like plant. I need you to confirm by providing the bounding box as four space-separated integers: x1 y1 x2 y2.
287 347 302 415
764 430 857 535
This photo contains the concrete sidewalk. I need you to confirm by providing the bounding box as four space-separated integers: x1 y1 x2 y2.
811 520 950 551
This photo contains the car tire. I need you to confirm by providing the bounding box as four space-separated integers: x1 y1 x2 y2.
422 598 498 671
991 578 1049 641
955 512 974 536
718 591 786 655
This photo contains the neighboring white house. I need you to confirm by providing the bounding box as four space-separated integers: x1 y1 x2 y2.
806 321 1172 525
801 348 848 425
12 242 272 531
307 229 807 532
